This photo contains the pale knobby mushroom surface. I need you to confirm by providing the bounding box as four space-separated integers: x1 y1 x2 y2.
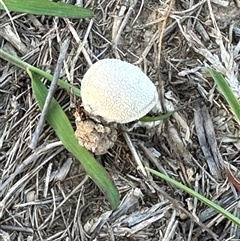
81 59 158 123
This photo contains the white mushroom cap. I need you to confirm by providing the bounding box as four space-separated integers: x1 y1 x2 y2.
81 59 158 123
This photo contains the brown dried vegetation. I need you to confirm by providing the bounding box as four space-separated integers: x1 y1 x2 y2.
1 0 240 240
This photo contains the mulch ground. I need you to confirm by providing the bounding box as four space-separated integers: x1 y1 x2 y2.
1 0 240 240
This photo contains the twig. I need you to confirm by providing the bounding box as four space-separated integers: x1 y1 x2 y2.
0 225 34 233
121 126 147 176
66 18 93 68
112 0 138 58
156 0 173 78
139 142 168 176
162 210 178 241
29 39 70 149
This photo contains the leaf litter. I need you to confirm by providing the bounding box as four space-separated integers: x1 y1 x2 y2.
0 0 240 240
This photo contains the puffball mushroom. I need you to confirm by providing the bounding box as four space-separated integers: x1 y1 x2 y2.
81 59 158 123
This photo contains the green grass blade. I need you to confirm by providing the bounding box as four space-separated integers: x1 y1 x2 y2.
139 100 200 122
147 167 240 226
0 0 93 18
139 111 174 122
0 48 81 97
28 70 119 209
209 69 240 124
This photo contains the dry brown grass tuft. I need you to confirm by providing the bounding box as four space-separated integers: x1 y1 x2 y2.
1 0 240 240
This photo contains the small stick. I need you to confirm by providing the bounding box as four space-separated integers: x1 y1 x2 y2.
156 0 173 78
29 39 70 149
121 126 147 177
112 0 138 58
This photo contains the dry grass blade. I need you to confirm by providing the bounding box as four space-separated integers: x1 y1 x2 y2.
0 141 62 194
194 102 225 179
0 145 64 218
1 0 240 239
